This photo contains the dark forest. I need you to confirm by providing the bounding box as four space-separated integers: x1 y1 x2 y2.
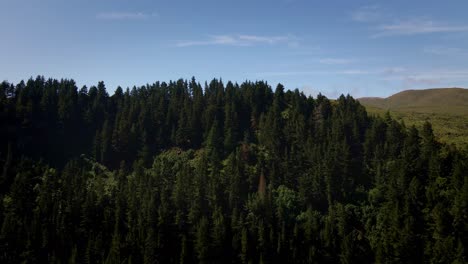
0 76 466 263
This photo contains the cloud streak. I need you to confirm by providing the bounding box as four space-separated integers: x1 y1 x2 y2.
318 58 353 65
352 7 468 38
177 34 297 47
407 70 468 80
403 77 441 85
382 68 468 86
383 67 407 74
372 19 468 37
423 47 468 56
96 12 157 20
258 69 374 77
351 6 382 22
384 69 468 79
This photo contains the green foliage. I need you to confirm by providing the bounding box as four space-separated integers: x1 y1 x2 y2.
0 77 466 263
359 88 468 148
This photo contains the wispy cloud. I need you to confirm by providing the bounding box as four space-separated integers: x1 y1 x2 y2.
408 70 468 80
423 47 468 56
351 6 382 22
258 69 373 77
372 19 468 37
177 34 297 47
403 77 441 86
383 67 406 74
382 68 468 85
351 7 468 38
301 85 345 99
341 70 370 75
318 58 353 65
96 12 158 20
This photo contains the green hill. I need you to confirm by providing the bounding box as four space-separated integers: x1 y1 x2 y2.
358 88 468 148
358 88 468 114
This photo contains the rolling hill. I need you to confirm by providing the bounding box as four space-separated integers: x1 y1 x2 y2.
358 88 468 114
358 88 468 148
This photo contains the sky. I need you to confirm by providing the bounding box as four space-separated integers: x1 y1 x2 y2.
1 0 468 98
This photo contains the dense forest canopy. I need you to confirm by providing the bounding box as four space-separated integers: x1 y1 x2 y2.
0 76 467 263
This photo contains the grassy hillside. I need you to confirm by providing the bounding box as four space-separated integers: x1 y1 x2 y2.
358 88 468 148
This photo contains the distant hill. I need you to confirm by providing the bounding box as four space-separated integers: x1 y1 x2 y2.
358 88 468 148
358 88 468 115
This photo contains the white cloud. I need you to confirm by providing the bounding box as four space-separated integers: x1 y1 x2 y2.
382 68 468 86
351 6 382 22
96 12 158 20
403 77 440 85
301 85 344 99
372 19 468 37
423 47 468 56
177 34 297 47
257 69 374 77
383 67 407 74
239 35 288 44
341 70 370 75
318 58 353 65
351 7 468 38
301 85 321 97
409 70 468 80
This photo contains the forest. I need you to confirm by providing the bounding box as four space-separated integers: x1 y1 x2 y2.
0 76 466 263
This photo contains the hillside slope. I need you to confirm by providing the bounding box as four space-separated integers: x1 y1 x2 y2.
358 88 468 148
358 88 468 114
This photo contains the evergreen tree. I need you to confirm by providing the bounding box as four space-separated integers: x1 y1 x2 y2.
0 76 466 263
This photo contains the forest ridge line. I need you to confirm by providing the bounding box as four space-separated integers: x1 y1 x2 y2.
0 76 466 263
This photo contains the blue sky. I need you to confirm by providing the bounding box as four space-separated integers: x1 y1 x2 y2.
1 0 468 98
